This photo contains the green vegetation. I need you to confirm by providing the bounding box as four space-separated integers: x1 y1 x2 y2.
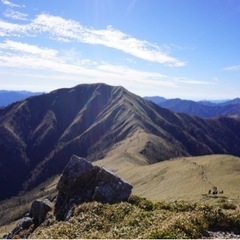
29 196 240 239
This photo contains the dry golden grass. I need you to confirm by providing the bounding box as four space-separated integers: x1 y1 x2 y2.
1 130 240 237
0 221 18 237
95 131 240 204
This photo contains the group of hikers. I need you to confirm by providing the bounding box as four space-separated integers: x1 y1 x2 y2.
208 186 224 195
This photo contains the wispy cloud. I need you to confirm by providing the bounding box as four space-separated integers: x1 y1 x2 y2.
3 9 28 21
127 0 139 13
0 40 209 93
0 13 185 67
223 64 240 71
0 40 58 58
174 77 213 85
1 0 25 8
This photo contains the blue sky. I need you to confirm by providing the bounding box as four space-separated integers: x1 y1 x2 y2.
0 0 240 99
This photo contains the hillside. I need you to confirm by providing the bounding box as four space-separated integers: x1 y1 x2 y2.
146 97 240 118
96 154 240 202
1 83 240 200
1 154 240 238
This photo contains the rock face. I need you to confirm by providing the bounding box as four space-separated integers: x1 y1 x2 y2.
55 155 133 220
3 217 33 239
3 199 52 239
93 167 132 203
30 199 52 225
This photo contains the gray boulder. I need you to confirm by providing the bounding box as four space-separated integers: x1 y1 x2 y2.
55 155 132 220
93 167 133 203
30 199 52 225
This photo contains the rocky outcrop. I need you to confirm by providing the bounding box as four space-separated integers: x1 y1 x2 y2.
55 155 133 220
93 167 133 203
3 217 33 239
3 156 132 238
3 199 52 239
30 199 52 225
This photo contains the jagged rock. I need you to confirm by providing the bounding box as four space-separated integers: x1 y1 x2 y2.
55 155 133 220
93 167 133 203
30 199 52 225
3 217 33 239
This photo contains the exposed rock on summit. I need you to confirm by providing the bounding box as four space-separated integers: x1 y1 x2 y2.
30 199 52 225
55 155 133 220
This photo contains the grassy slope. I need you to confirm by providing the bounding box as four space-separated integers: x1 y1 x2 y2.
96 154 240 202
95 134 240 202
1 137 240 237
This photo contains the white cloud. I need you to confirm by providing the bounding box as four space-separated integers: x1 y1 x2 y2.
34 14 186 66
0 40 58 59
0 13 185 67
87 26 185 67
0 20 28 37
1 0 25 8
3 9 28 21
0 40 162 82
0 40 208 94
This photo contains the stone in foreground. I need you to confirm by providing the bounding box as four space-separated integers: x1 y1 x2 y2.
30 199 52 225
55 155 133 220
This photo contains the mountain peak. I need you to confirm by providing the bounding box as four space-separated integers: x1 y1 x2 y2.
1 83 240 200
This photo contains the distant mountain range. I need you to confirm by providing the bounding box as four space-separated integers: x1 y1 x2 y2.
0 90 43 107
145 97 240 118
1 83 240 201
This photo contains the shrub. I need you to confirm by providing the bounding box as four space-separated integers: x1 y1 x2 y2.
10 195 240 239
221 202 237 210
128 195 154 211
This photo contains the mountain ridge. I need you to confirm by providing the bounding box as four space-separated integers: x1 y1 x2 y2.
145 96 240 118
1 83 240 200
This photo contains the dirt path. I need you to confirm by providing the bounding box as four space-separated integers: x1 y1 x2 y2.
184 159 214 187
